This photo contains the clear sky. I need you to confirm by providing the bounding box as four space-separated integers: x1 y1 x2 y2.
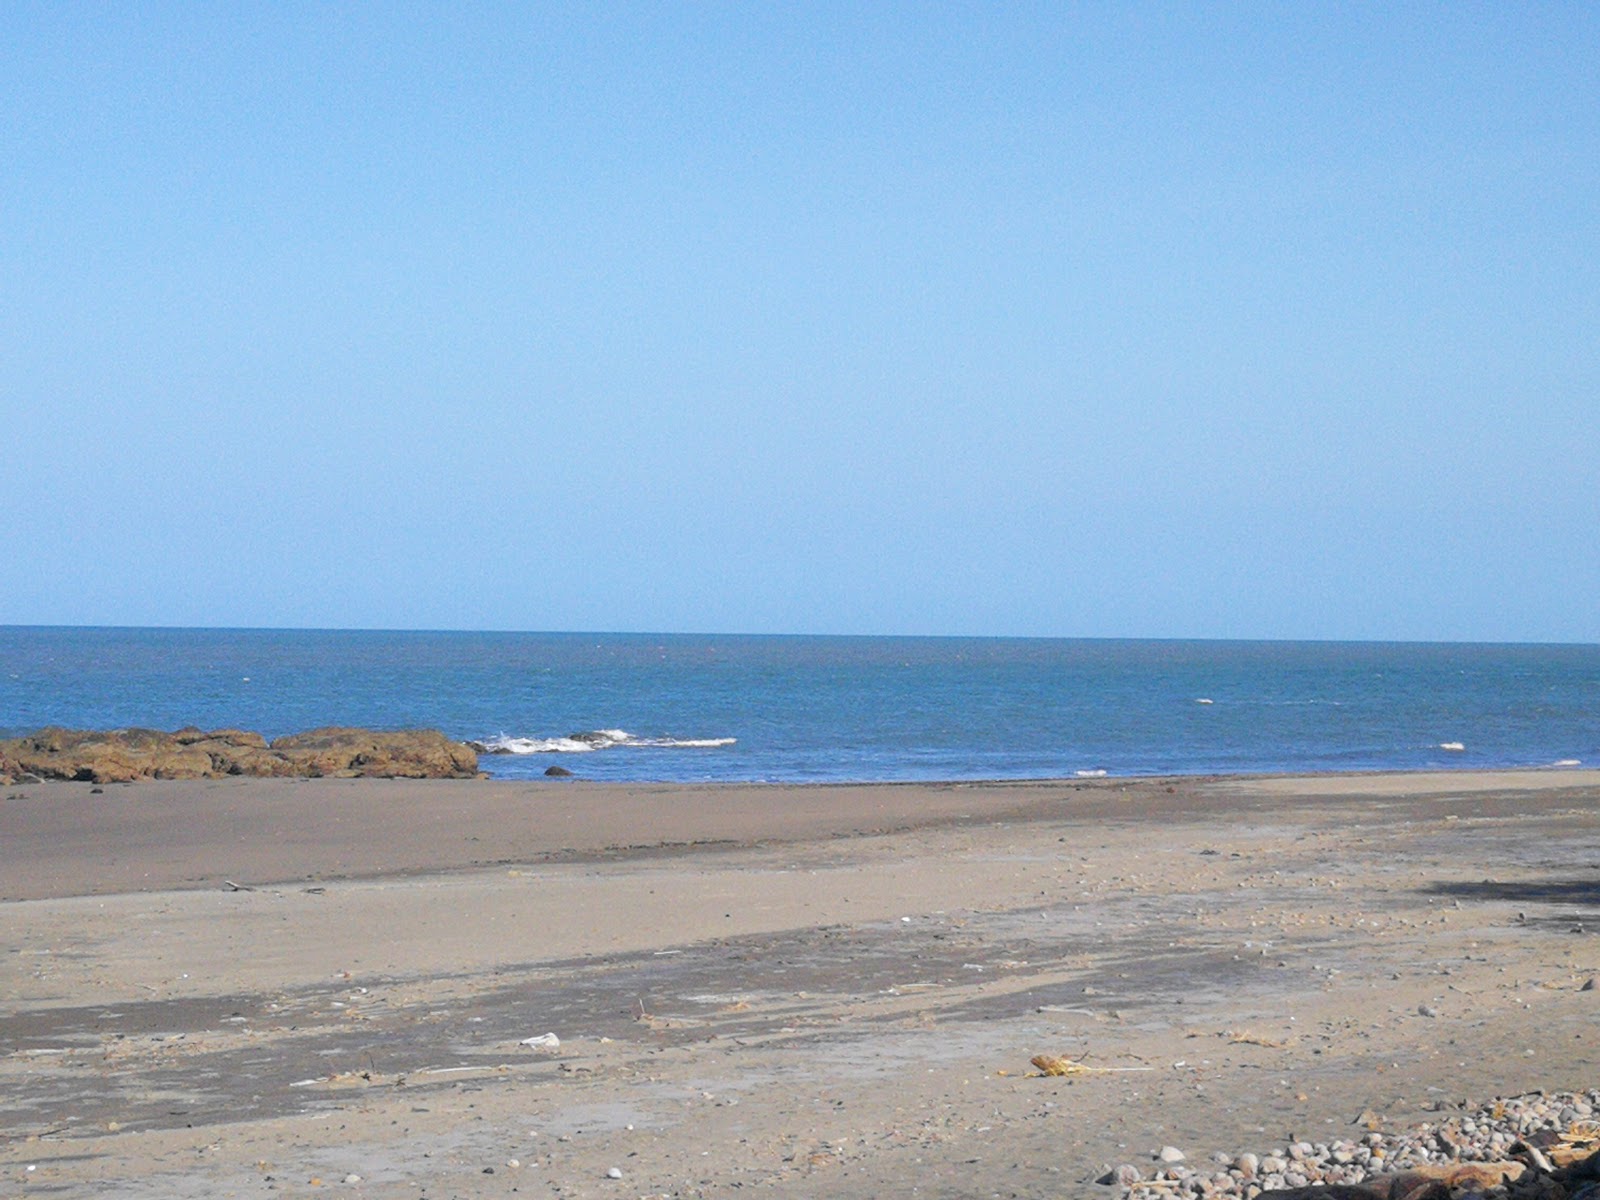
3 4 1596 641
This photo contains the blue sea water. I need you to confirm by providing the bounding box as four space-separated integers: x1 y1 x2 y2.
1 628 1596 784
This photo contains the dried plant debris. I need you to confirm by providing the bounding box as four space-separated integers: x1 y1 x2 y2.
1030 1054 1152 1077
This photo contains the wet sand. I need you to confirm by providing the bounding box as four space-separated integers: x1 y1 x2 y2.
3 770 1599 1197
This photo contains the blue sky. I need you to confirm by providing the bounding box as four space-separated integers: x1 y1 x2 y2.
3 3 1596 640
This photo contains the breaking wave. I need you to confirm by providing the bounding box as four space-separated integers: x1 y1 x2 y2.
471 729 737 755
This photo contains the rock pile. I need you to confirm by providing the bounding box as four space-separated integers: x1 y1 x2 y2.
0 726 479 783
1105 1090 1600 1199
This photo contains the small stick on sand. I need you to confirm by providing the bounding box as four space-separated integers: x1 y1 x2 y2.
1030 1054 1153 1077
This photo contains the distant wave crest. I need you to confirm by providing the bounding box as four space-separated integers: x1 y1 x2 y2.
471 729 737 755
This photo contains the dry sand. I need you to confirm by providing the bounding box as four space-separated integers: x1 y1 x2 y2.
3 770 1599 1198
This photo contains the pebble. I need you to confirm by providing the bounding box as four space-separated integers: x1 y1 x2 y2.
606 1167 624 1179
1107 1088 1600 1200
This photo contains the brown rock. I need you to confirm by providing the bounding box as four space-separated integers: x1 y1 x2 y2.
1256 1185 1411 1200
173 727 269 749
1260 1162 1528 1200
0 727 169 783
1413 1161 1526 1189
268 728 478 778
0 726 479 782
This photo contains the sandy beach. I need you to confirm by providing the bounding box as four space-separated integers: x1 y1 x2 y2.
4 770 1599 1198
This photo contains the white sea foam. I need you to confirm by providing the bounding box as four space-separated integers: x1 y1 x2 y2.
1075 768 1108 777
475 736 600 754
473 729 736 755
1439 741 1466 752
1553 758 1582 767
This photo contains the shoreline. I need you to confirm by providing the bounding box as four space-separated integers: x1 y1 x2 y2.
5 767 1600 904
3 771 1600 902
4 769 1599 1197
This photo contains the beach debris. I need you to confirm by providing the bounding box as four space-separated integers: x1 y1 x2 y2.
1551 1121 1600 1165
1104 1088 1600 1200
519 1033 560 1049
1030 1054 1152 1077
1226 1029 1292 1048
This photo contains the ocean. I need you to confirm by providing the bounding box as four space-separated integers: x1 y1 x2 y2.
1 628 1595 784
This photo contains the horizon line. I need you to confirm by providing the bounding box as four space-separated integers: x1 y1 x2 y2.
1 623 1596 649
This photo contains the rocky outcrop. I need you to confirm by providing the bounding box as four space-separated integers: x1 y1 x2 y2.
0 726 479 784
0 746 22 785
267 728 479 779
